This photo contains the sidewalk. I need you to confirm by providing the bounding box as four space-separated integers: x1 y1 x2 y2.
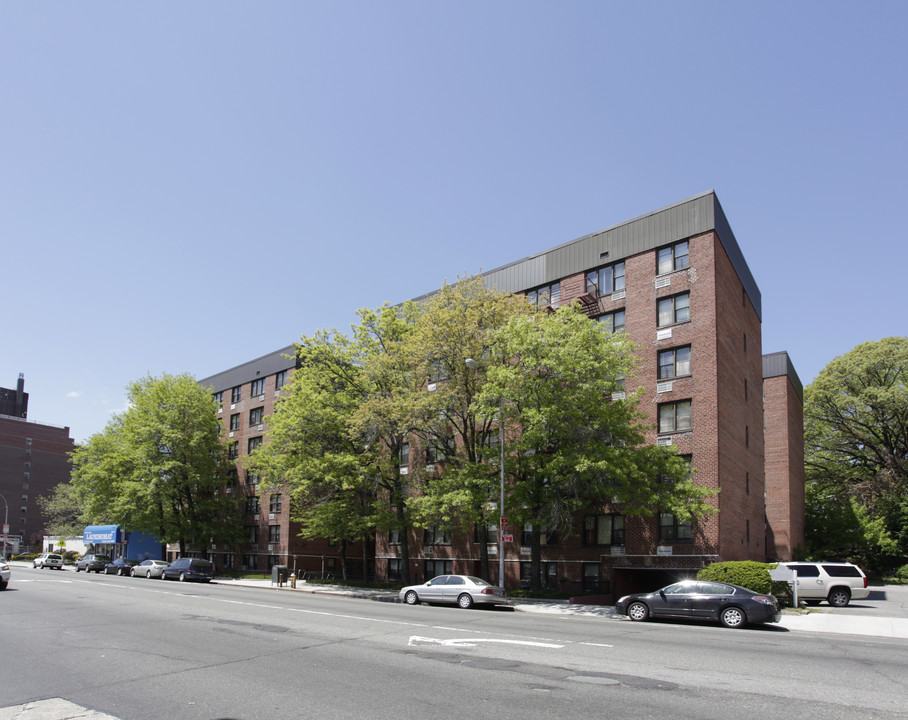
213 575 908 640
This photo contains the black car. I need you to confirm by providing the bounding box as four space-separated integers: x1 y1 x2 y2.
75 554 111 573
104 557 139 576
616 579 782 629
160 557 214 583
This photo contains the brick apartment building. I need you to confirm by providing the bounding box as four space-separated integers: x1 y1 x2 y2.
0 374 75 554
201 191 804 596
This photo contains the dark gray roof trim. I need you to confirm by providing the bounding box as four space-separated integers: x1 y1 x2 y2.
198 345 298 393
473 190 762 320
762 351 803 401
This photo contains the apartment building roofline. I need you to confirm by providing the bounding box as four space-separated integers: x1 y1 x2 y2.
763 351 804 400
413 190 761 320
198 345 297 392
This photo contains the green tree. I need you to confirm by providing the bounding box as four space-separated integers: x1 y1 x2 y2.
401 276 532 581
804 337 908 568
37 481 88 539
70 373 241 556
476 304 714 590
251 304 423 584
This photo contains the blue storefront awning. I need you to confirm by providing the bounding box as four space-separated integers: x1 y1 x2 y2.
83 525 123 544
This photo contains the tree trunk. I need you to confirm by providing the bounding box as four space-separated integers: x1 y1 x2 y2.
338 539 348 580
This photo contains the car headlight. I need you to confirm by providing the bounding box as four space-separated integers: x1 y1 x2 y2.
617 595 630 603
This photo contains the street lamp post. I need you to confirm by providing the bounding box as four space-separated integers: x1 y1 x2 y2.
465 359 506 589
0 492 9 556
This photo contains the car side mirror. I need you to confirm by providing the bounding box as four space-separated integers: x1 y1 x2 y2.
659 590 666 598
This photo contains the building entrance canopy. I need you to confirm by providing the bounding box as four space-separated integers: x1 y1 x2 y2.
83 525 123 544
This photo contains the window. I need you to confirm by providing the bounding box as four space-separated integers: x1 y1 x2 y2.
251 378 266 396
231 386 242 403
526 282 561 308
246 496 260 514
388 558 403 582
244 525 257 543
213 392 223 409
426 436 455 464
269 525 280 544
658 346 691 380
583 514 625 545
428 359 449 383
275 370 287 390
658 240 690 274
399 442 410 467
582 563 603 593
424 526 452 545
229 413 240 431
659 400 692 433
389 529 401 545
249 407 264 426
520 561 557 590
658 292 690 327
246 471 260 487
424 559 453 577
521 525 557 546
269 494 282 513
227 442 239 460
222 554 234 570
597 309 625 334
659 513 692 542
248 437 263 454
746 472 750 495
586 261 625 296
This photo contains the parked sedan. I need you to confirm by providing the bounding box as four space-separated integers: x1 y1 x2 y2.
131 559 170 579
161 557 214 582
399 575 508 609
1 557 10 590
616 579 781 629
76 554 110 573
33 553 64 570
104 557 139 576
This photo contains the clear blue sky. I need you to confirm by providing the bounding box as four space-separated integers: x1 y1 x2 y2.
3 2 905 443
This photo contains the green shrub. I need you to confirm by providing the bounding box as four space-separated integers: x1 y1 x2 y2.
697 561 774 594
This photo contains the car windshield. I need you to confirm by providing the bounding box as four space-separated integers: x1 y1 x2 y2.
465 576 491 586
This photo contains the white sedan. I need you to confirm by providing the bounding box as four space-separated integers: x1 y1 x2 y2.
131 559 170 578
399 575 508 609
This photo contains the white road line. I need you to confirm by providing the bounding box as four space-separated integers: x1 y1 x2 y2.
409 636 564 648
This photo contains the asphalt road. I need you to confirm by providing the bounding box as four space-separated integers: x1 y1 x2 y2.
3 567 907 720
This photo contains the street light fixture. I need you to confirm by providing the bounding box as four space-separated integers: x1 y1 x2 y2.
465 358 505 589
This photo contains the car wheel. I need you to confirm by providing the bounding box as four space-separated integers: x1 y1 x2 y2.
720 606 746 628
457 593 474 609
146 571 152 579
75 566 81 573
627 602 649 622
179 572 186 582
0 580 7 590
828 588 851 607
404 590 419 605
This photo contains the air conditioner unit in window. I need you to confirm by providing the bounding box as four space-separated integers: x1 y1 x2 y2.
211 544 217 550
268 544 275 552
258 424 264 431
258 395 265 402
657 436 673 446
254 514 260 521
269 513 275 520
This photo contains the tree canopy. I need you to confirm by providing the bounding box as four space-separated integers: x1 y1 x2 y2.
804 336 908 570
69 373 241 555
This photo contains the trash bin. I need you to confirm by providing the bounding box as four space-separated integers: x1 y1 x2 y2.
272 565 288 587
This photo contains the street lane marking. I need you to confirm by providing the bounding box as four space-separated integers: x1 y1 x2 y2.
579 642 613 647
409 635 564 648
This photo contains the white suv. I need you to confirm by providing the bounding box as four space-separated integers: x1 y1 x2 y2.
775 562 869 607
33 553 64 570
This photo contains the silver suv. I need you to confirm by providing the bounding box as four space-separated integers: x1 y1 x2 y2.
775 562 869 607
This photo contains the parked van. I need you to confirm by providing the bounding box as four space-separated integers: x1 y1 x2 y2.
775 562 869 607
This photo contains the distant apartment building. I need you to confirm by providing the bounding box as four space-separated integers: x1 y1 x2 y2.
0 374 75 554
201 191 804 596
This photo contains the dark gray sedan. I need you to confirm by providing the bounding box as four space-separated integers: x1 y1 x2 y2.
616 579 781 629
399 575 507 609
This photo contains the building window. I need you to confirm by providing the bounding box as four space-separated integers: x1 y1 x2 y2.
269 494 282 513
399 442 410 467
746 472 750 495
249 407 264 426
583 514 625 545
425 436 455 464
659 400 692 433
275 370 288 390
428 359 449 383
521 525 557 546
586 261 626 296
526 282 561 308
222 554 234 570
389 529 401 545
229 414 240 431
248 437 263 454
658 346 691 380
227 442 239 460
520 562 557 590
269 525 280 544
246 471 260 488
658 292 690 327
424 526 452 545
246 496 260 514
244 525 257 543
659 513 692 542
251 378 266 396
26 438 32 446
597 309 625 334
388 559 403 582
582 563 603 593
658 240 690 275
231 386 242 403
213 391 223 409
425 559 453 578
